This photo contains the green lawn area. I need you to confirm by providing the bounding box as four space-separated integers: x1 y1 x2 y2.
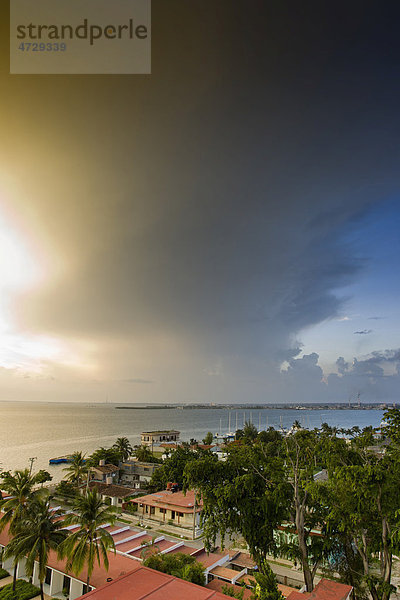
0 580 40 599
0 570 9 580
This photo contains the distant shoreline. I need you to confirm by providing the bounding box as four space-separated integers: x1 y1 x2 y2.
115 404 391 411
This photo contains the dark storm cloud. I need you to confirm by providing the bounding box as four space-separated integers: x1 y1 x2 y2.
2 1 400 401
283 348 400 403
275 347 303 363
336 357 349 375
351 357 384 378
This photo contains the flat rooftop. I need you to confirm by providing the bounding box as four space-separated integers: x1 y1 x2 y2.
209 565 239 581
228 551 256 569
166 544 198 556
141 430 180 435
116 534 155 553
193 550 229 569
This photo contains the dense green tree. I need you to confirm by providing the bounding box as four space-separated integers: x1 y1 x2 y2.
4 497 67 600
184 444 288 566
250 561 284 600
148 446 200 491
382 407 400 444
186 427 336 592
113 437 133 461
282 429 328 591
257 427 282 445
202 432 214 445
143 552 205 586
60 490 117 592
242 421 258 443
63 451 88 486
321 443 399 600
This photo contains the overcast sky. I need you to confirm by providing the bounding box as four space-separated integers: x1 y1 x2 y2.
0 1 399 404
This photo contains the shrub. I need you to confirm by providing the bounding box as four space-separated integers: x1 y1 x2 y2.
0 569 9 580
0 580 40 600
143 552 205 586
55 480 78 500
221 584 245 599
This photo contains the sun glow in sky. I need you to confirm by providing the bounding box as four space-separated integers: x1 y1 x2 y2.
0 198 71 372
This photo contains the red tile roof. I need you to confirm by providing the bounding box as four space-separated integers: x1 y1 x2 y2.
47 547 139 588
90 464 119 474
86 481 136 498
287 579 352 600
190 444 215 450
159 443 179 449
75 565 231 600
278 584 300 598
133 489 203 512
288 593 309 600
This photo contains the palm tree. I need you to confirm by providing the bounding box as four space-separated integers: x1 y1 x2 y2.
88 447 120 467
4 497 67 600
112 437 133 462
0 469 44 591
63 452 88 486
134 445 158 463
59 490 117 593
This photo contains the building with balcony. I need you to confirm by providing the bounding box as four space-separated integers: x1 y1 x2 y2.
140 430 180 447
119 460 160 488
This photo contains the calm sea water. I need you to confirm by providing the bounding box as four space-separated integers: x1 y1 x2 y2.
0 402 385 483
